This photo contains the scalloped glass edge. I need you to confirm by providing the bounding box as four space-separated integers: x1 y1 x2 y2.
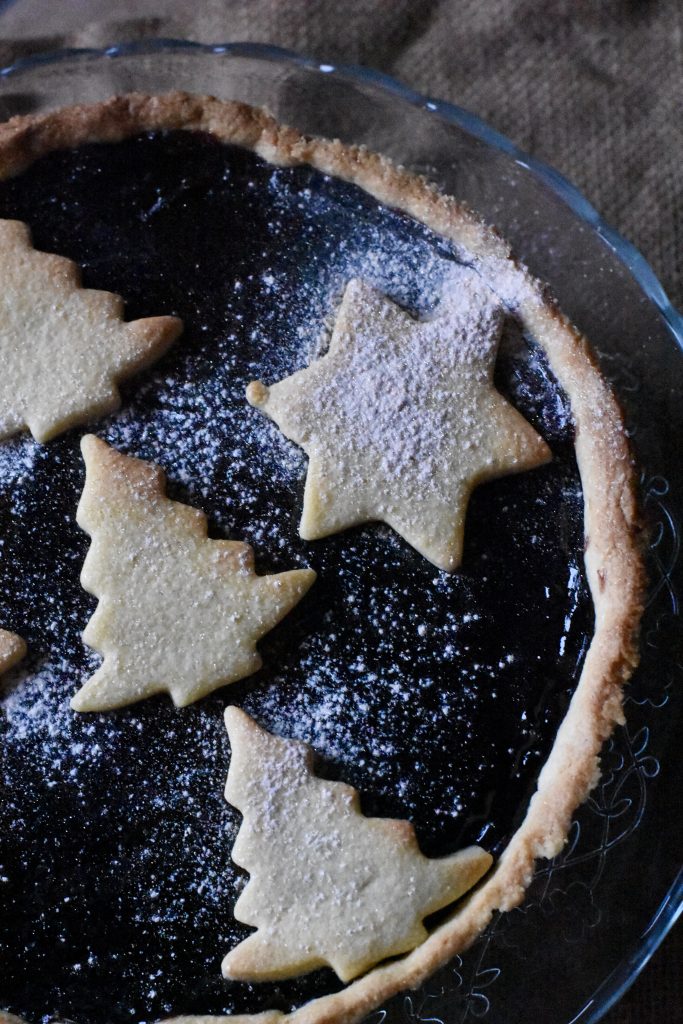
0 36 679 1024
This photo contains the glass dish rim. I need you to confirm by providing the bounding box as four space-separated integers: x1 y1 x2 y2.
0 36 680 1024
1 36 681 352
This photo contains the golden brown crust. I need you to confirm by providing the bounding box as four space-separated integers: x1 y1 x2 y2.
0 93 646 1024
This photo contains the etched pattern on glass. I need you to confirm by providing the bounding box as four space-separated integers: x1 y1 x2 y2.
378 467 679 1024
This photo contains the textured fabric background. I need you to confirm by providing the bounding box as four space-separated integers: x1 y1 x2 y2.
0 0 680 309
0 1 680 1022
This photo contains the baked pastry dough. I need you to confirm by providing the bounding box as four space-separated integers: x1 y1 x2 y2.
0 629 25 676
223 706 492 982
71 435 315 711
0 219 182 443
247 275 550 571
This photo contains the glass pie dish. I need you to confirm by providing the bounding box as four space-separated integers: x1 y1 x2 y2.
0 40 680 1024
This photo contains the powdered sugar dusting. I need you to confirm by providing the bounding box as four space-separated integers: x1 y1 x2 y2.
295 270 503 489
0 131 587 1021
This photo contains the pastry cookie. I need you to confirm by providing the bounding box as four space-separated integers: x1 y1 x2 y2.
0 219 182 443
223 707 492 983
0 94 645 1024
248 274 550 571
71 435 316 711
0 629 26 676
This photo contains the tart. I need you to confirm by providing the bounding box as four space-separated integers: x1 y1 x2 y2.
0 94 644 1024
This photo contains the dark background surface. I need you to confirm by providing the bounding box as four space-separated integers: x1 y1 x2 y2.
0 2 679 1022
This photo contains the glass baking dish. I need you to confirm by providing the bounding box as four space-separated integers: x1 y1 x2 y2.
0 39 680 1024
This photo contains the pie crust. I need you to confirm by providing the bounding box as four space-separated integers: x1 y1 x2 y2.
0 93 645 1024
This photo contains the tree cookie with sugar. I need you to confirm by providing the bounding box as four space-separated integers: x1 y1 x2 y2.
247 275 550 572
222 706 492 983
0 219 182 443
71 436 315 711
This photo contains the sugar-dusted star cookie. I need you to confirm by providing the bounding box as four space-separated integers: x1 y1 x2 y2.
0 219 182 443
247 272 551 571
71 436 315 711
0 629 26 676
222 707 492 983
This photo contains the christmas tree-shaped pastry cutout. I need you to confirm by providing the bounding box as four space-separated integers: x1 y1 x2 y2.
247 272 550 571
71 437 315 711
0 629 26 676
0 219 182 443
222 707 493 983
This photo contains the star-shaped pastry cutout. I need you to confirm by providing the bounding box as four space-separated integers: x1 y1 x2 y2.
247 274 551 571
71 436 315 711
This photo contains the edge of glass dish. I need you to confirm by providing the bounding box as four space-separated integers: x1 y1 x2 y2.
0 37 680 1024
1 37 681 348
